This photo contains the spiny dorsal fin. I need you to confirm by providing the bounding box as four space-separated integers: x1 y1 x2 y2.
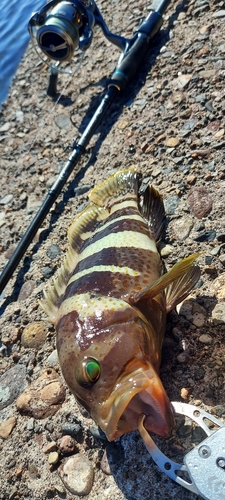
140 185 165 243
131 254 201 308
89 168 140 207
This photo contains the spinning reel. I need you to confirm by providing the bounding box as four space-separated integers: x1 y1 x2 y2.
28 0 130 71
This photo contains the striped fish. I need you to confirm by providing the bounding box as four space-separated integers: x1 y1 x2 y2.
41 169 200 441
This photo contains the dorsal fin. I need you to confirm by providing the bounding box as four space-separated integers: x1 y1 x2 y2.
89 168 140 207
140 185 165 244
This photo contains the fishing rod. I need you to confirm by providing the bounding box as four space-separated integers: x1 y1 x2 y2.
0 0 171 295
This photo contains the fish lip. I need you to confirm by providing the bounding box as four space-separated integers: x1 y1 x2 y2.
98 362 174 441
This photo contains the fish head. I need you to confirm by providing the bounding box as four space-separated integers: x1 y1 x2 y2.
56 302 174 442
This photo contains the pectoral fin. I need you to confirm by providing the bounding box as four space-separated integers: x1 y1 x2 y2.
131 254 201 312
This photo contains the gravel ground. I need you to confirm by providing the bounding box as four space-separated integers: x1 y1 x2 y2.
0 0 225 499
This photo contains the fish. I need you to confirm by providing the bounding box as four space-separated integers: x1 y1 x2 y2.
40 168 200 442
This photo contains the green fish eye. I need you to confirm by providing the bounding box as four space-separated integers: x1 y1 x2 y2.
76 357 101 388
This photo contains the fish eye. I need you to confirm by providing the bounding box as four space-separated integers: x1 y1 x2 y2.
75 357 101 388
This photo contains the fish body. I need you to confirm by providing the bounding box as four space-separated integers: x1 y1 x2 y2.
41 169 200 441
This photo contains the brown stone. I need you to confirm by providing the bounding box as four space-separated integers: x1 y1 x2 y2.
21 321 47 348
0 416 17 439
16 369 66 419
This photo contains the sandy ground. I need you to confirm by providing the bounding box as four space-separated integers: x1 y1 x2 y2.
0 0 225 499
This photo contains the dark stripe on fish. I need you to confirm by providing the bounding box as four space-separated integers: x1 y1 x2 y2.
79 219 149 253
71 247 160 277
64 270 145 300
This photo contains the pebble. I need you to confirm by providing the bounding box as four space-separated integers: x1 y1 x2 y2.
42 266 54 279
0 194 13 205
46 244 61 260
55 114 71 129
164 195 180 215
26 194 42 215
194 230 216 242
21 321 47 348
199 334 213 344
211 303 225 325
211 273 225 301
165 137 179 147
46 349 59 367
192 312 206 327
172 216 193 240
74 185 92 196
58 454 94 495
16 368 66 418
43 441 58 454
0 364 26 411
160 244 174 257
61 423 82 439
194 367 205 380
18 280 36 301
187 187 213 219
59 435 77 455
212 10 225 18
0 416 17 439
48 451 59 465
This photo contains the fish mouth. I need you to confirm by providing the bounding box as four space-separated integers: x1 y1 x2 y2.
98 359 174 441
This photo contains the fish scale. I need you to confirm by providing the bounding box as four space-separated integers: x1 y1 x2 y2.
40 168 200 442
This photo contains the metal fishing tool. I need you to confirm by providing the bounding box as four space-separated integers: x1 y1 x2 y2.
0 0 171 294
139 402 225 499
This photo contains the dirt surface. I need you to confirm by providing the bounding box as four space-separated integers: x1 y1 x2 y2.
0 0 225 499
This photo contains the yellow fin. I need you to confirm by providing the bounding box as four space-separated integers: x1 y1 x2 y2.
132 254 201 311
89 168 139 207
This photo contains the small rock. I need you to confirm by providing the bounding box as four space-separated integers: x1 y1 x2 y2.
46 244 61 260
43 441 58 454
26 418 34 431
18 280 36 301
0 416 17 439
211 303 225 325
164 195 180 215
26 194 42 215
177 352 188 363
48 451 59 465
0 122 11 132
61 423 82 438
212 10 225 18
16 368 66 418
21 321 47 348
46 349 59 367
172 216 193 240
192 312 206 327
187 187 213 219
160 244 174 257
165 137 180 147
211 273 225 301
194 367 205 380
55 114 71 129
180 388 191 401
59 435 77 455
174 73 193 88
101 448 112 475
199 334 213 344
0 364 26 411
0 194 13 205
42 266 54 279
58 454 94 495
194 230 216 242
